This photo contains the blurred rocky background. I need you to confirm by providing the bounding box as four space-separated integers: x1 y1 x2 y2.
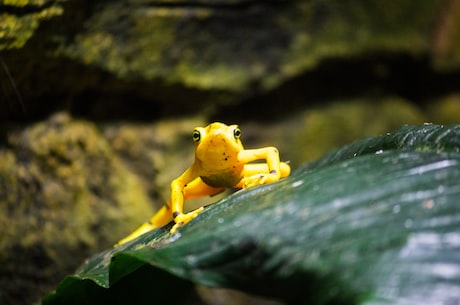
1 0 460 304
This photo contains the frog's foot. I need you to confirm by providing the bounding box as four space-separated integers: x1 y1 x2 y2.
170 207 205 234
242 171 280 188
115 222 155 247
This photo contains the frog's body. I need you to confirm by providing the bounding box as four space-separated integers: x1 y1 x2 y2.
116 122 290 246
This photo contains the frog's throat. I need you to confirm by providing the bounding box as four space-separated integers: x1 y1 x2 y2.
200 172 242 188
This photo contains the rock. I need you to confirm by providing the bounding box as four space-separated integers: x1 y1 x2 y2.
1 0 460 121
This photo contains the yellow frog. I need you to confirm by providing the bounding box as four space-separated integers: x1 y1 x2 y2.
116 122 290 246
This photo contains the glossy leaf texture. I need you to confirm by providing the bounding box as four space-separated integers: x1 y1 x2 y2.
41 124 460 305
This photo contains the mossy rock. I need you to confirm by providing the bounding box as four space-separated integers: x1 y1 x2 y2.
2 1 460 121
65 0 448 91
0 113 154 305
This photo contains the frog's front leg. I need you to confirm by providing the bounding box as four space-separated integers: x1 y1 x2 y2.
170 176 225 234
237 162 291 188
238 147 290 188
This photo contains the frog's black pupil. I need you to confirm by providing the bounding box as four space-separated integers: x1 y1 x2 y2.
193 131 200 142
234 128 241 138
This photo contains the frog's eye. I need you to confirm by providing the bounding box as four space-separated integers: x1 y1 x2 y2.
192 130 201 142
233 127 241 139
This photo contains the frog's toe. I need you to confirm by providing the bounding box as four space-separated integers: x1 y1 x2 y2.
170 222 182 234
242 172 282 188
242 175 266 188
170 207 204 233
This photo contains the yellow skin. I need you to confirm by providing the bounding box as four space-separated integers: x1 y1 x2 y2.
116 122 290 246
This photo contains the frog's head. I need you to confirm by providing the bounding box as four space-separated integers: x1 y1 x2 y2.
193 122 244 164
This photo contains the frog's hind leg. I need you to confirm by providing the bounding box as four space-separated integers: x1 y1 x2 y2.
114 203 174 247
113 205 165 246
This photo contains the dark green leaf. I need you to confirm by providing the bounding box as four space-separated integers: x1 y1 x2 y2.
41 124 460 305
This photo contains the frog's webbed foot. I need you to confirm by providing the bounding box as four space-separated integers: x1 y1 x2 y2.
170 206 204 234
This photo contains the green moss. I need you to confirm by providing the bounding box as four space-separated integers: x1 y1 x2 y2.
0 3 63 50
175 63 251 91
2 0 49 5
67 7 178 79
